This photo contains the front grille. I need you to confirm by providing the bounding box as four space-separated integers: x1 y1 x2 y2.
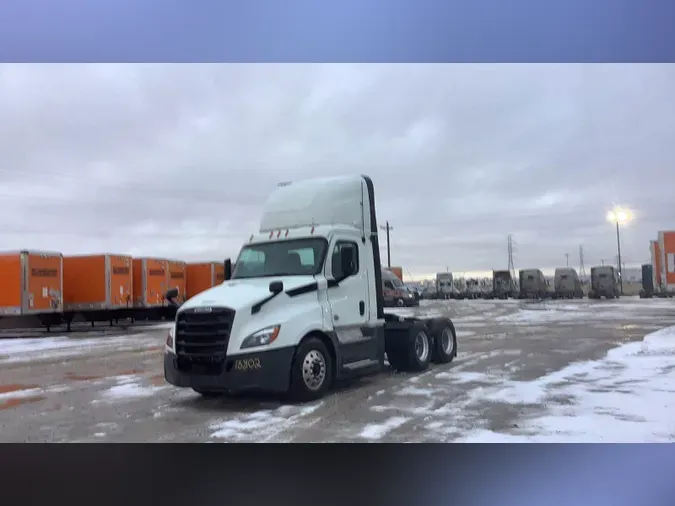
175 306 235 373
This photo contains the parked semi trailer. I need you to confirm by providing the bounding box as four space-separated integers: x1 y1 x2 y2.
163 175 458 401
656 230 675 297
553 267 583 299
167 260 187 304
0 250 63 327
132 257 170 309
186 261 225 299
62 253 134 328
518 269 549 299
0 249 231 332
588 266 620 299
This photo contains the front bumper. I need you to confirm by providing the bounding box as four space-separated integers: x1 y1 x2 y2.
164 346 296 393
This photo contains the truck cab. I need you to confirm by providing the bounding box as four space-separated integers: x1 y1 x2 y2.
518 268 548 299
553 268 583 299
588 265 620 299
492 270 514 299
435 272 454 300
163 175 458 401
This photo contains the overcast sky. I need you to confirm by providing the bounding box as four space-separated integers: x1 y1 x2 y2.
0 64 673 278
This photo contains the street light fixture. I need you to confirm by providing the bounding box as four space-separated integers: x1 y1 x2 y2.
606 206 634 295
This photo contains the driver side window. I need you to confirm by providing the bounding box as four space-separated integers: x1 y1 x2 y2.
331 241 359 279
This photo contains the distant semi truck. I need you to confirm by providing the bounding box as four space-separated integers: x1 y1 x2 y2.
588 266 620 299
436 272 455 300
492 270 514 299
518 269 549 299
639 264 654 298
553 268 583 299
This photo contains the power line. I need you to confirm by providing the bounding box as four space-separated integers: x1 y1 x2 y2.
579 245 586 278
507 234 517 291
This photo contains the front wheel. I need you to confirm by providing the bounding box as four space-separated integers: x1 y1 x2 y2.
288 337 333 402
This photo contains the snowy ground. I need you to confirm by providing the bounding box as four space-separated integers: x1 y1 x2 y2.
0 297 674 442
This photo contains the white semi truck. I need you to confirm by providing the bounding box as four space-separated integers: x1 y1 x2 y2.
163 175 458 401
435 272 455 299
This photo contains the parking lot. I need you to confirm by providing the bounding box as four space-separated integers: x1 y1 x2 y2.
1 297 674 442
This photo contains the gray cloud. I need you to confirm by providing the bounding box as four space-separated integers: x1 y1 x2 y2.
0 63 673 277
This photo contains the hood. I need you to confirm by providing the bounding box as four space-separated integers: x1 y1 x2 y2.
179 275 318 312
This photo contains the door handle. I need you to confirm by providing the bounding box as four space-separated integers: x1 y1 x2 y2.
359 301 365 316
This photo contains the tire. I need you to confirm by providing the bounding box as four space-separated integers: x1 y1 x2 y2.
387 321 432 373
192 388 224 398
288 336 333 402
428 318 457 364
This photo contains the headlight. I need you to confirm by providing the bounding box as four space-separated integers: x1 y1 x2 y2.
166 324 175 349
241 325 280 349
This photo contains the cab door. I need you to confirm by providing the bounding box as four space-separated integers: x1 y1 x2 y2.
326 239 377 366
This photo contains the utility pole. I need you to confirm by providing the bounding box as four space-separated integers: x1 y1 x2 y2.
380 221 393 268
565 253 569 267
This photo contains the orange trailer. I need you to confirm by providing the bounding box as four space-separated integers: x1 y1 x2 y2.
650 240 663 290
186 261 225 299
657 231 675 291
387 266 404 282
132 257 169 307
63 254 133 311
167 260 187 302
0 250 63 316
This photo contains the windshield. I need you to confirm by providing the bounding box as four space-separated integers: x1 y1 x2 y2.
232 238 328 279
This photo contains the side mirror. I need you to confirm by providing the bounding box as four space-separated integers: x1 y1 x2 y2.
224 258 232 281
340 247 356 277
165 288 179 303
269 280 284 294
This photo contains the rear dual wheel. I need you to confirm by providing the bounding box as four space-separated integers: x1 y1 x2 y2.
387 319 457 372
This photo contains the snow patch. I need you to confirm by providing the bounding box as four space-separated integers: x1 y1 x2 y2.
210 402 322 442
0 334 160 364
456 330 476 337
457 325 675 442
396 386 436 397
0 383 71 401
358 416 409 440
99 375 166 401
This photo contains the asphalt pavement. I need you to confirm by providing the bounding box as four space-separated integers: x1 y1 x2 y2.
1 297 674 442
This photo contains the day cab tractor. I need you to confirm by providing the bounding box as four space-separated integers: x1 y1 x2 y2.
163 175 458 402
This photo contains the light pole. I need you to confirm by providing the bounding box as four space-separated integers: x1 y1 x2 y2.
606 206 634 296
